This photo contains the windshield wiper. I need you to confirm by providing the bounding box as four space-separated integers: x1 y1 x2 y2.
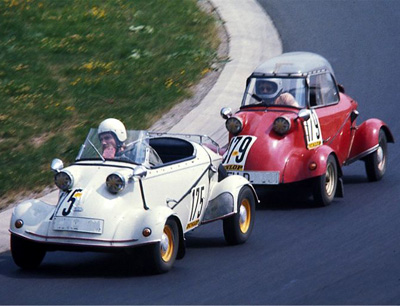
251 93 263 102
87 139 105 162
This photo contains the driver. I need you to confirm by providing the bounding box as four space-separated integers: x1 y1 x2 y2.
97 118 163 166
98 118 127 159
256 79 299 107
256 79 283 103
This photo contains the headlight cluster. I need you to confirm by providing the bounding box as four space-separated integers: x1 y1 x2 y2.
54 169 127 194
54 171 74 191
273 116 291 135
106 173 126 194
225 117 243 135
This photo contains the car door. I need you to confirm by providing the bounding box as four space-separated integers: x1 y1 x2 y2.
309 72 353 165
142 140 212 232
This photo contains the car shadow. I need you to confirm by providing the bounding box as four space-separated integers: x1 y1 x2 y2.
255 189 318 210
185 236 226 249
254 173 372 210
0 250 174 278
342 175 369 185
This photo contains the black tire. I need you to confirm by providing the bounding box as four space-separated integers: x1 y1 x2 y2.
218 164 228 182
223 186 255 245
145 218 179 274
11 234 46 269
365 129 387 181
313 154 338 206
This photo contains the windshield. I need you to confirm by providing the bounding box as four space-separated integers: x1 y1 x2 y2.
242 77 307 108
76 129 152 165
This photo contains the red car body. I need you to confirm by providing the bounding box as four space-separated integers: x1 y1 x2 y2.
221 52 394 205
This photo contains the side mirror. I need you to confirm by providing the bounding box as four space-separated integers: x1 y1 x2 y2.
132 166 147 179
220 107 232 120
51 158 64 173
338 84 345 93
297 109 311 121
350 110 359 123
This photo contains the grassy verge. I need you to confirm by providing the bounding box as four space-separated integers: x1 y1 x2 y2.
0 0 221 209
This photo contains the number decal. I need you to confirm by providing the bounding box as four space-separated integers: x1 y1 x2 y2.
223 136 257 171
62 189 83 216
303 110 323 149
187 186 205 230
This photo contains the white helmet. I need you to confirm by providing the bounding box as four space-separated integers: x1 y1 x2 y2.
98 118 127 143
256 79 283 100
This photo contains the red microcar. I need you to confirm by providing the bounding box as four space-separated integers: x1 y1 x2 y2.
220 52 394 206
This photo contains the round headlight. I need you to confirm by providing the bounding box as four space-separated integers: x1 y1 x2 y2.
225 117 243 135
273 116 291 135
54 171 74 191
106 173 126 194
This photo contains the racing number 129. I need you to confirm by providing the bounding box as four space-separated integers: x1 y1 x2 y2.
303 110 323 149
223 136 254 164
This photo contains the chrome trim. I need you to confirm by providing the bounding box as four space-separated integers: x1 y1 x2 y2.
201 212 235 224
323 112 352 145
22 230 141 244
344 144 379 166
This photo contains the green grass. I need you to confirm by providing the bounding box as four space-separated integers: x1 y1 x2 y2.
0 0 220 207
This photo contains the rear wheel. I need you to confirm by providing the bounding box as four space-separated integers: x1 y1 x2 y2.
313 154 337 206
223 186 255 245
11 234 46 269
145 218 179 274
365 129 387 181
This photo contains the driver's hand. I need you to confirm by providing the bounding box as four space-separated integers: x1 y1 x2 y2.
103 146 116 159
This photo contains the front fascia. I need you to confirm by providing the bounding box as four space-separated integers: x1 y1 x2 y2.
225 108 333 184
225 109 303 183
10 163 176 249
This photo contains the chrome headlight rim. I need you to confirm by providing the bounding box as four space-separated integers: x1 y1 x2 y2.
225 117 243 135
106 172 126 194
54 170 74 191
273 116 291 135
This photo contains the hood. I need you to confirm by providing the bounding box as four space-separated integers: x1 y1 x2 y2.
233 108 306 172
53 162 142 220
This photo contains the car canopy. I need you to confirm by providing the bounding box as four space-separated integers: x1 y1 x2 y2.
251 52 335 78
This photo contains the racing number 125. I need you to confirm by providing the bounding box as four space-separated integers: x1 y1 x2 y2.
187 186 205 230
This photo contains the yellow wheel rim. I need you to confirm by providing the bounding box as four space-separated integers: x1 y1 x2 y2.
160 224 174 262
239 199 251 234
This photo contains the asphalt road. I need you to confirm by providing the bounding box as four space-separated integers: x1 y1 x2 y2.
1 1 399 305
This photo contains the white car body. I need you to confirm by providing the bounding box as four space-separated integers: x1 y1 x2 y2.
10 129 257 273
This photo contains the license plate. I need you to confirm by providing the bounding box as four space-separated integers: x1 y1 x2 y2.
53 217 104 234
227 171 280 185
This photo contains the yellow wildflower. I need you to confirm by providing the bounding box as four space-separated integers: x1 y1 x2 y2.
201 68 211 75
165 78 174 89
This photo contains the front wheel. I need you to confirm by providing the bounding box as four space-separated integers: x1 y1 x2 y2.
365 129 387 181
144 218 179 274
313 154 338 206
11 234 46 269
223 186 255 245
